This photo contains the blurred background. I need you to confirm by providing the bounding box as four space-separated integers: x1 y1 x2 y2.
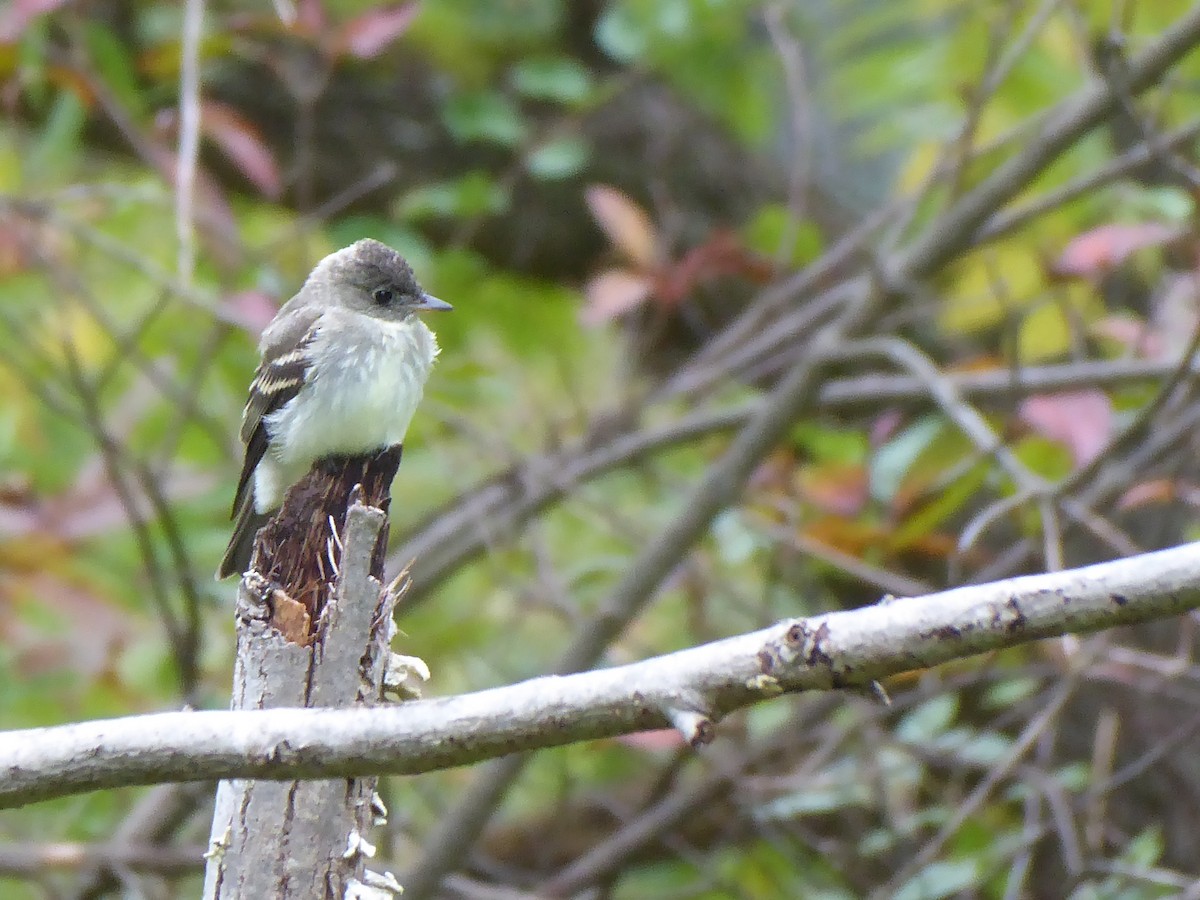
4 0 1200 897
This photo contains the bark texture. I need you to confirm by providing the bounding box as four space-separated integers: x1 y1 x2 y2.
202 448 404 899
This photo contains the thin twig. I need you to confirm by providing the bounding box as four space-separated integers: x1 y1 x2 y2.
176 0 205 284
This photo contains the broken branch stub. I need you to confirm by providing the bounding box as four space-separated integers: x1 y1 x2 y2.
251 445 403 639
203 445 407 899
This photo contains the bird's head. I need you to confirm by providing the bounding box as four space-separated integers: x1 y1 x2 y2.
312 239 452 321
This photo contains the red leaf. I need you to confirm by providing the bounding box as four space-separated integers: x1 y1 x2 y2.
1053 223 1177 278
1019 390 1114 467
337 3 420 59
581 269 653 325
655 230 774 305
585 185 662 269
200 100 283 199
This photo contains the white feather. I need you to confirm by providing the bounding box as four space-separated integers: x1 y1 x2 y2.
253 307 439 512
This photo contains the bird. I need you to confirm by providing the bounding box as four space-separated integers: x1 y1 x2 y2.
217 238 451 579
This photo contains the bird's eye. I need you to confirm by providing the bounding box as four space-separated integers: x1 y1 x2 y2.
372 287 395 305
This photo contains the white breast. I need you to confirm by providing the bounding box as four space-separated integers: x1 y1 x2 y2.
253 311 438 511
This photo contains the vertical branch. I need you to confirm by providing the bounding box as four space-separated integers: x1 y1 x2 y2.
203 448 405 899
176 0 205 284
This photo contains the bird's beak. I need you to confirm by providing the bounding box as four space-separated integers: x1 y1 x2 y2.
414 293 453 312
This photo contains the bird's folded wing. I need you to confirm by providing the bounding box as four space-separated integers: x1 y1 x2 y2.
230 308 322 518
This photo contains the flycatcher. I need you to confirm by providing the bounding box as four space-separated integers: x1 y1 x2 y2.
217 238 451 579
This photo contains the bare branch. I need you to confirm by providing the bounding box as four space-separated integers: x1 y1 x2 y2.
176 0 204 283
0 841 206 878
398 348 1200 614
5 542 1200 810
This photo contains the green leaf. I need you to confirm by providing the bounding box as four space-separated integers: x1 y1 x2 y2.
742 204 824 266
982 676 1041 709
0 403 17 466
525 136 590 180
1017 301 1072 362
1055 762 1091 793
1128 186 1195 222
711 510 759 565
397 171 511 221
870 417 943 504
940 241 1038 336
28 89 87 183
511 57 595 104
894 859 982 900
890 461 986 550
791 422 868 465
1012 435 1073 481
443 91 526 147
594 4 651 62
930 728 1013 766
1120 825 1164 867
896 695 958 742
79 21 147 120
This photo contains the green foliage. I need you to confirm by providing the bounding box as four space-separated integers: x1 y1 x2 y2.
2 0 1198 896
742 204 825 266
443 89 528 147
397 171 512 221
26 91 87 182
510 56 595 105
894 858 983 900
78 20 148 118
870 417 945 504
596 0 778 143
525 135 590 180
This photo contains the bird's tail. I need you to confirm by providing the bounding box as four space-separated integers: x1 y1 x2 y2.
217 494 270 580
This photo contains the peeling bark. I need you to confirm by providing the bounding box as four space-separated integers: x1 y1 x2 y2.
203 448 405 899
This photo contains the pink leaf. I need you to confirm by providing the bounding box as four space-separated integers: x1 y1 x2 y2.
1019 390 1114 467
585 185 662 269
1092 314 1152 351
1117 479 1176 511
337 3 420 60
200 100 283 199
0 0 74 43
8 573 131 678
797 462 870 517
581 269 653 325
294 0 328 35
221 289 281 335
1053 223 1177 277
870 409 905 448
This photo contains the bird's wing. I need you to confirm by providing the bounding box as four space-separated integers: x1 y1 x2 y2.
230 306 323 518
